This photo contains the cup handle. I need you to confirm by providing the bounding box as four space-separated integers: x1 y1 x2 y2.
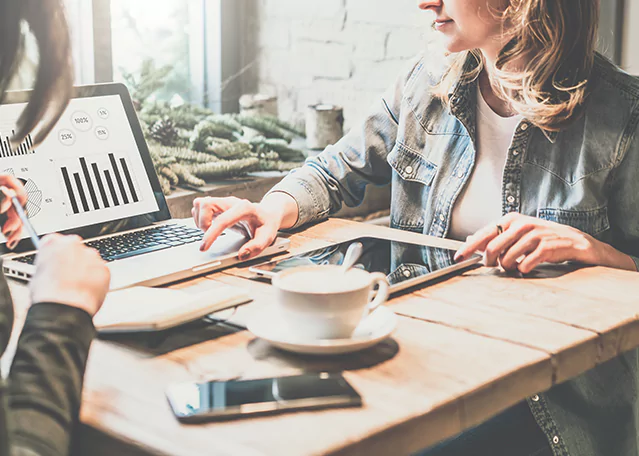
367 272 390 314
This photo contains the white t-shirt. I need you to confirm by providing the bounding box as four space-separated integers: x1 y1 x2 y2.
448 87 523 241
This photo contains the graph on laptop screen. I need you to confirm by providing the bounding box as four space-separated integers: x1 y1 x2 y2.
0 95 159 243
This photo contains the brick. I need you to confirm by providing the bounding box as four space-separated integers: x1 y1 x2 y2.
263 0 345 21
386 28 427 59
351 59 406 91
346 0 427 27
292 40 352 79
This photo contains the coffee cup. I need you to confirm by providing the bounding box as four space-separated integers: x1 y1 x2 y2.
271 265 390 340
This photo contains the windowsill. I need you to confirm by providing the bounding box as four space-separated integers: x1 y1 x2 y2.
165 172 391 220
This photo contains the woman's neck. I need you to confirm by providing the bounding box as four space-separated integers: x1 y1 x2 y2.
479 49 518 118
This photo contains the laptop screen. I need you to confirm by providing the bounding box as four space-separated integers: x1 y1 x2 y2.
0 84 170 253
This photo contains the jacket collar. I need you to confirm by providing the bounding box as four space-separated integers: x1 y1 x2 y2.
447 52 559 144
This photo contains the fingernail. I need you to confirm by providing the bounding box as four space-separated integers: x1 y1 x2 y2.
239 250 250 260
7 240 16 250
454 253 464 262
200 243 206 252
4 230 13 238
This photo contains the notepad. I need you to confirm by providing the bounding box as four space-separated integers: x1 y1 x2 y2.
94 285 251 333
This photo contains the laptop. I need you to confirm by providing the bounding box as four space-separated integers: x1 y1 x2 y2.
0 83 290 290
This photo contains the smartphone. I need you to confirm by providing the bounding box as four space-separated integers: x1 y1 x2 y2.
166 372 362 423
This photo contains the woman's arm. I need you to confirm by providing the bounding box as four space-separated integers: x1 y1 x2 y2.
6 303 95 456
264 57 425 229
1 235 109 455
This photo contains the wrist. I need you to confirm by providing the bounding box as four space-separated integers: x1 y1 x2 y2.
261 192 299 230
583 235 637 271
30 289 101 317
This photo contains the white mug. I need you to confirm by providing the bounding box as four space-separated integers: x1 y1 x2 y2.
271 265 390 340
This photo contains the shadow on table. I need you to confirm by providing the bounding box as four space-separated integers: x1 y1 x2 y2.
466 263 590 280
246 337 400 372
98 318 242 357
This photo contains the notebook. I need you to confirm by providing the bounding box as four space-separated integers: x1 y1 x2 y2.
94 284 251 333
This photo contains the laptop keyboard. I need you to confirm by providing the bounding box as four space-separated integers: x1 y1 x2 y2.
12 224 207 264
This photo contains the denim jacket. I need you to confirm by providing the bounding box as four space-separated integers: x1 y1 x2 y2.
269 52 639 455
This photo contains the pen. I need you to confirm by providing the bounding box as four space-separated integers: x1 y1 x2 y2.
0 186 41 250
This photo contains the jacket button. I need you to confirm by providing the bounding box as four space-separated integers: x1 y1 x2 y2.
552 436 559 445
439 214 445 222
532 394 539 402
457 170 464 178
520 123 529 131
405 166 413 175
507 195 515 204
403 270 411 278
512 150 519 156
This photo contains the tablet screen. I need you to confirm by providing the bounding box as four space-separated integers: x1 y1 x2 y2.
253 236 481 291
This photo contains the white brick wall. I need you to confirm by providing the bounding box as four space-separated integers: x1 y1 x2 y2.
240 0 434 130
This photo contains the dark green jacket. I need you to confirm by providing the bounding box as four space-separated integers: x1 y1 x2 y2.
0 263 95 456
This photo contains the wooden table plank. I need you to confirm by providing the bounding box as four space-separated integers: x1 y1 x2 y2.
416 266 639 366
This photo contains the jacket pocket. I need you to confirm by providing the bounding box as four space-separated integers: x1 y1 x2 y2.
537 206 610 236
387 141 438 186
387 141 438 233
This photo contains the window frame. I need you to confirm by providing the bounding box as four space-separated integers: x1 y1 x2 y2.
68 0 241 112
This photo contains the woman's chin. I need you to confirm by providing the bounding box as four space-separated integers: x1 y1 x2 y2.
442 39 471 54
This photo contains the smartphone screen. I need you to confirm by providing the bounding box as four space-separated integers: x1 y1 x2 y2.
166 372 362 422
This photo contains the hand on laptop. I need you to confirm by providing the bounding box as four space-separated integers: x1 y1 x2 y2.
0 175 28 250
30 234 110 317
193 196 284 260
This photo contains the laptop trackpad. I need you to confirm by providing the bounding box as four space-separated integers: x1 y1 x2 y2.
108 231 248 289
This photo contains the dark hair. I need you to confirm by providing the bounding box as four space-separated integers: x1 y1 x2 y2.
0 0 73 146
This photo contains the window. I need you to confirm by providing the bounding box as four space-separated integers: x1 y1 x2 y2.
110 0 198 105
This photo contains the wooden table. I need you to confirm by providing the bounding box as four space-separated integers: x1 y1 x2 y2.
6 219 639 456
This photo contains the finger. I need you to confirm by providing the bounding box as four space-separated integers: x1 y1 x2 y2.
194 197 231 232
498 229 550 270
499 232 543 271
3 214 22 249
200 201 256 251
455 224 503 262
238 224 277 260
483 223 535 267
517 238 572 274
191 207 199 229
0 175 27 206
2 206 21 233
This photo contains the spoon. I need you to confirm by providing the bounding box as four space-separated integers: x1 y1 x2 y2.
340 242 363 273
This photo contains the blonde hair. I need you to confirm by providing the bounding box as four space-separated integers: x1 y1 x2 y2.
435 0 600 132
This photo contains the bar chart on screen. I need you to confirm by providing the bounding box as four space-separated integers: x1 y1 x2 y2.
58 152 142 215
0 130 36 157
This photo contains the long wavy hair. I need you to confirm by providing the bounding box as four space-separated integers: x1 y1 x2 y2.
435 0 600 131
0 0 73 146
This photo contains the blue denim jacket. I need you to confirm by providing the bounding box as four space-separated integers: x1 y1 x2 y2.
269 52 639 455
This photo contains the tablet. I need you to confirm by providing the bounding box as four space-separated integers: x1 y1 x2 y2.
249 236 482 294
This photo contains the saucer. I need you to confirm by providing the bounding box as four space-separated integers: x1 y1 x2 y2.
247 307 397 355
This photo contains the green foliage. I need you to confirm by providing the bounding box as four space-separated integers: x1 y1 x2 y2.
186 158 261 179
235 114 294 142
125 60 309 195
249 136 307 162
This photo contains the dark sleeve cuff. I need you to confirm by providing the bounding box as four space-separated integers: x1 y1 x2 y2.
25 303 96 351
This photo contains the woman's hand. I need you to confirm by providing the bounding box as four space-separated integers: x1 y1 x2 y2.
454 213 637 273
0 175 28 250
30 234 111 317
192 195 289 260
